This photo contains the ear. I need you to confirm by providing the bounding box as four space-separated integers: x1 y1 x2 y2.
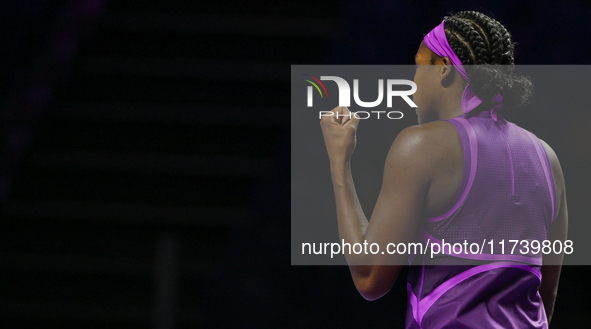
439 56 453 81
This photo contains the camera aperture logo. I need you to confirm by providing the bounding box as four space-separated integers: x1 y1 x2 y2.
303 74 418 120
302 74 329 100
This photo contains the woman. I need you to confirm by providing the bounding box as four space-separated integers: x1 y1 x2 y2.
320 11 567 328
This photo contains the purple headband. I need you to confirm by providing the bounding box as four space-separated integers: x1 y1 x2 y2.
423 20 503 121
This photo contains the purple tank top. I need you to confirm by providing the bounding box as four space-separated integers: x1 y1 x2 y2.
406 111 557 329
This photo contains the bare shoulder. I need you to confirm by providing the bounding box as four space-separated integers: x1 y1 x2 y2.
390 120 461 160
539 139 565 195
386 120 462 178
539 139 559 166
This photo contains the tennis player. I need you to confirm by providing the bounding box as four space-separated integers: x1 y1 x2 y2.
320 11 567 328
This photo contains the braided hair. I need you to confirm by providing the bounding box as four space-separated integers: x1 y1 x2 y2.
435 11 533 111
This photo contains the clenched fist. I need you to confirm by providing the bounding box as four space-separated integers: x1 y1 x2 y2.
320 106 360 165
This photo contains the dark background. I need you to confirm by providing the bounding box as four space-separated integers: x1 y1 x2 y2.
0 0 589 328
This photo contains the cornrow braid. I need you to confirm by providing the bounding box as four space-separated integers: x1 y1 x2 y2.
441 18 477 65
444 17 491 65
436 11 533 111
454 11 515 65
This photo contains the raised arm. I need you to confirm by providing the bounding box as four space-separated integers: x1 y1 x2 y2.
320 106 446 300
539 140 568 324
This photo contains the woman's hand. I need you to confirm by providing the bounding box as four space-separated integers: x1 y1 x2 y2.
320 106 360 165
